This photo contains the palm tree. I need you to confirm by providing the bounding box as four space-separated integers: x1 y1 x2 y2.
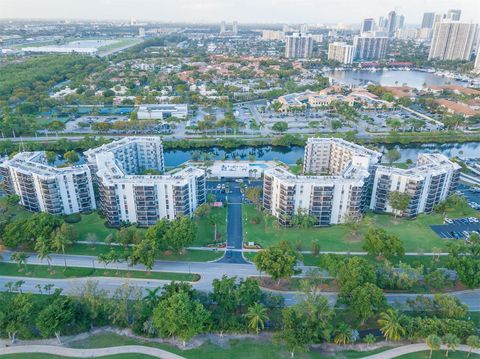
143 287 162 308
377 309 405 342
244 303 269 335
52 231 73 270
11 252 28 273
34 236 52 270
363 333 376 347
443 333 460 358
334 323 351 345
426 334 442 359
466 335 480 358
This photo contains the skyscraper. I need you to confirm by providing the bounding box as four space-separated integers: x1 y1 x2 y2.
232 21 238 35
220 21 226 34
397 15 405 30
361 18 375 33
447 9 462 21
428 21 477 61
328 42 355 64
474 52 480 73
387 11 397 37
285 33 314 58
421 12 435 29
353 35 389 60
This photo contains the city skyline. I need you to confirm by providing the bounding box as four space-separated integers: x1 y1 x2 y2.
1 0 479 24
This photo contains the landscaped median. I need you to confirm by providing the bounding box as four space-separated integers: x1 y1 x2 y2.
0 262 200 282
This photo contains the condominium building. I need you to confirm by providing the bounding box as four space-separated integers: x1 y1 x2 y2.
387 11 397 37
263 138 381 226
285 33 314 58
328 42 355 64
474 52 480 73
361 18 375 34
86 137 205 227
353 35 389 60
428 21 477 61
447 9 462 21
261 30 284 41
370 154 461 217
0 152 96 215
421 12 435 29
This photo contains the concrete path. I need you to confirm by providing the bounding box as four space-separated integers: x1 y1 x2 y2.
0 344 185 358
363 343 480 358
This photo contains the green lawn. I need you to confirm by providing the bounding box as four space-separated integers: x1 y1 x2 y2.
0 262 199 281
67 333 390 359
71 212 119 242
243 204 478 252
66 244 222 262
395 351 480 359
0 354 154 359
194 207 228 247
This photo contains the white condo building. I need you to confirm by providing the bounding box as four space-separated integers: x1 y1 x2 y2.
370 154 461 217
328 42 355 64
428 21 477 61
0 152 96 215
263 138 382 226
474 52 480 74
85 137 205 227
285 33 314 59
353 35 389 60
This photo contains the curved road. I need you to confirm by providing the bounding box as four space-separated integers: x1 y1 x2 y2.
363 343 480 358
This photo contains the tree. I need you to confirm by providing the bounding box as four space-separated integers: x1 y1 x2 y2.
334 323 352 345
10 252 29 273
466 335 480 358
388 191 411 218
272 121 288 132
337 257 376 304
362 227 405 259
426 334 442 359
45 151 57 164
378 309 405 342
52 224 75 270
161 216 196 253
245 187 262 208
153 291 209 347
364 333 376 346
425 269 451 291
276 307 312 358
0 293 33 343
63 150 80 164
237 278 262 308
36 296 75 343
245 303 269 335
447 233 480 288
34 236 53 269
130 236 157 270
443 333 460 358
253 241 299 285
311 241 320 257
385 149 401 165
350 283 387 325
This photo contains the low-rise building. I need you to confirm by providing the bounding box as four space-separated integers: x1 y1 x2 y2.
0 152 96 215
370 154 461 217
137 104 188 120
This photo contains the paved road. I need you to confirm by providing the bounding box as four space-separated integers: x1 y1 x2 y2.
1 251 480 309
216 182 248 264
0 345 184 358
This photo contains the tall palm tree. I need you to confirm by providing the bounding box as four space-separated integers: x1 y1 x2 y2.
34 236 52 270
244 303 269 335
11 252 28 273
466 335 480 358
52 231 73 271
334 323 351 345
377 309 405 342
443 333 460 358
426 334 442 359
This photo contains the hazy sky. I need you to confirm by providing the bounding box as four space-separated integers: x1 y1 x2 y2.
1 0 479 24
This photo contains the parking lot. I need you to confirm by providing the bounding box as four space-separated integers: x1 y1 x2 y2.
431 217 480 239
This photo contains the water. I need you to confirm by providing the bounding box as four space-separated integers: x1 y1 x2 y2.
326 70 465 89
163 142 480 167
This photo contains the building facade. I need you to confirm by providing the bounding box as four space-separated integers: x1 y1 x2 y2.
421 12 435 29
474 51 480 73
137 104 188 120
285 33 314 58
370 154 461 217
353 35 389 60
361 18 375 34
428 21 477 61
0 152 96 215
328 42 355 64
85 137 205 227
263 138 381 226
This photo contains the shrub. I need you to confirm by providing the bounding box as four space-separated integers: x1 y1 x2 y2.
64 213 82 224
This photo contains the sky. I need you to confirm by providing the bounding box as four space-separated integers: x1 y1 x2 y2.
1 0 479 24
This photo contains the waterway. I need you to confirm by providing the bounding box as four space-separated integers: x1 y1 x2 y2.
326 70 465 89
163 142 480 167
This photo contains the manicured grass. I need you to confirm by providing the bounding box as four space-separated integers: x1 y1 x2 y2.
71 212 119 242
66 244 222 262
68 333 390 359
243 204 478 252
0 355 155 359
0 262 199 281
194 206 228 247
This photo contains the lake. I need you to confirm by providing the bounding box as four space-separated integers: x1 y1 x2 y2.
326 70 464 89
163 142 480 167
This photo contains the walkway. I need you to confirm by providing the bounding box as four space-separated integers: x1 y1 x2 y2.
363 343 480 358
0 345 185 358
217 182 248 264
